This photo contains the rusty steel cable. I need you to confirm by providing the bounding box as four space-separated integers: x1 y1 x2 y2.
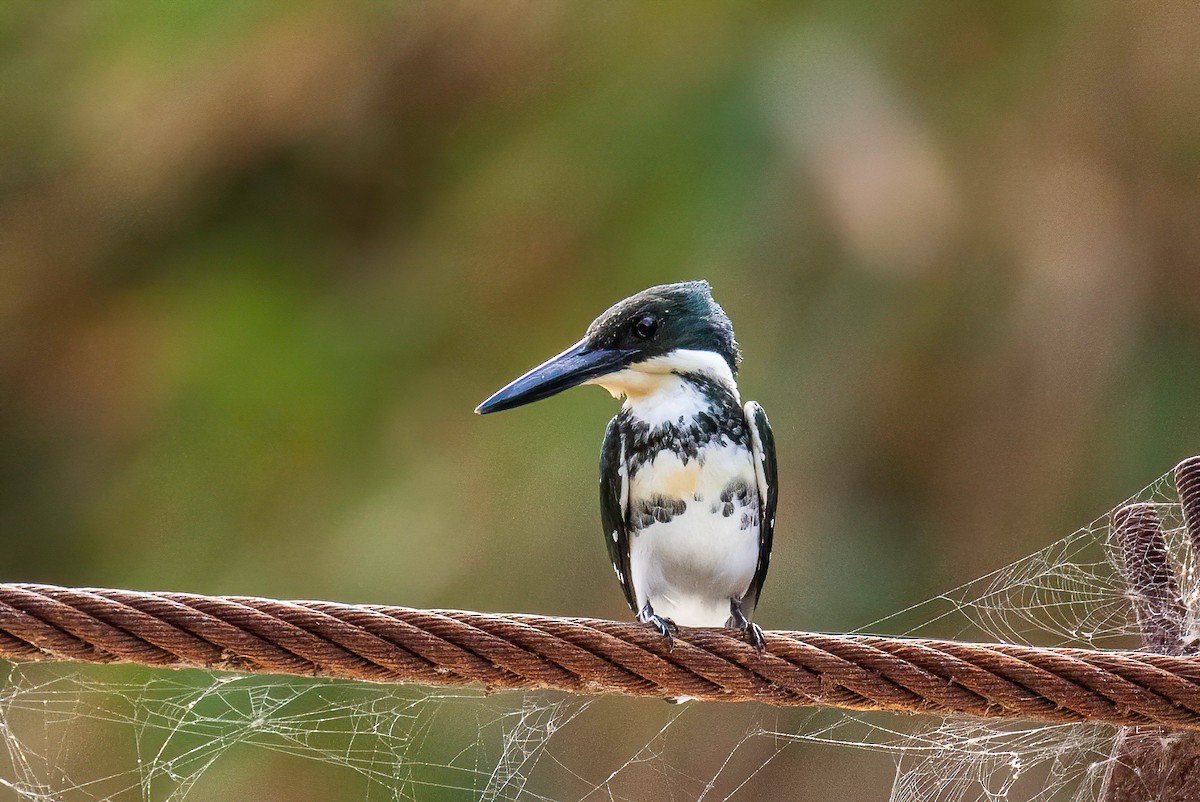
3 458 1200 733
1 582 1200 731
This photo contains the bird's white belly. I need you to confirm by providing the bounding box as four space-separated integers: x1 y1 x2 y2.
628 445 760 627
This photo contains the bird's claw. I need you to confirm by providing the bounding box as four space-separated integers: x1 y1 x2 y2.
638 605 678 645
728 598 766 651
647 614 678 641
741 621 766 651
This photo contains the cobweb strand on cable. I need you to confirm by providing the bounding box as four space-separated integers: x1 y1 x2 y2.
0 470 1190 801
860 469 1196 802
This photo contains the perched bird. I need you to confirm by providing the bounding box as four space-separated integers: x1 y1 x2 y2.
476 281 776 647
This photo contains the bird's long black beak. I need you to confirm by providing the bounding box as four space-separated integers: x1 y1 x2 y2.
475 339 634 414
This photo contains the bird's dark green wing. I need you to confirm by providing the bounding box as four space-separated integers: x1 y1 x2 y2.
600 416 637 613
745 401 777 610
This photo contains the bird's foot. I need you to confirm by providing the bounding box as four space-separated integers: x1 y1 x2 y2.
740 621 766 650
646 613 678 641
728 598 766 651
639 604 678 644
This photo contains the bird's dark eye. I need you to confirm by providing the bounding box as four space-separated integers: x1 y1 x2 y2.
633 315 661 340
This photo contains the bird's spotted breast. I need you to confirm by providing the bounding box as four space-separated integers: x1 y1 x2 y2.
619 373 749 473
621 371 756 535
626 442 762 626
628 444 758 531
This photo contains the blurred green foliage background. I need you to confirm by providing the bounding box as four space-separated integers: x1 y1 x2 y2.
2 2 1200 799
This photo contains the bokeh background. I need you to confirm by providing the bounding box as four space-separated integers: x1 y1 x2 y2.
2 2 1200 799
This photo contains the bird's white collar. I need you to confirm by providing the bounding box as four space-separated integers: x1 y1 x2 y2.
588 349 740 425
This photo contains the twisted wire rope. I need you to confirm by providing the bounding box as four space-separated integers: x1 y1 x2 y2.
2 582 1200 731
7 457 1200 734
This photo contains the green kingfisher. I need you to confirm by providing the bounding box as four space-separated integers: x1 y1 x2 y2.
476 281 777 648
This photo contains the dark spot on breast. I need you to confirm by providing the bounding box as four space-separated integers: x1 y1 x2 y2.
633 495 687 531
716 478 759 522
720 479 751 504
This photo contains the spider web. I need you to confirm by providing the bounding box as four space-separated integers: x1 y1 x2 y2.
0 471 1188 801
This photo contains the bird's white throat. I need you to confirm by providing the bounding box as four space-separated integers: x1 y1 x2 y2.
588 349 739 427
